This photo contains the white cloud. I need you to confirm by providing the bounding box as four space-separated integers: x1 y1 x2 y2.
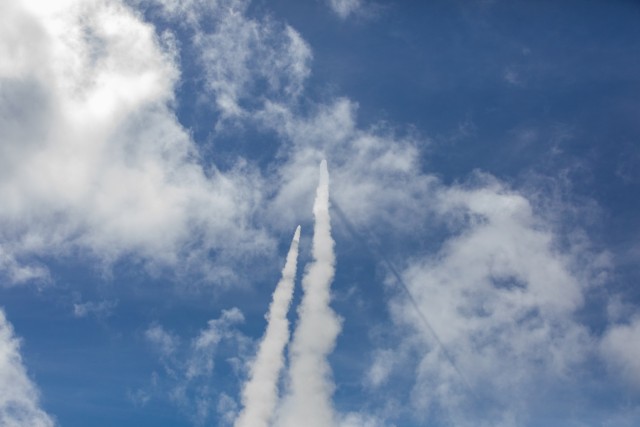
0 309 55 427
600 316 640 389
327 0 364 20
146 324 179 358
187 308 245 380
142 0 312 120
259 98 432 237
73 299 118 318
0 0 426 289
144 308 248 425
0 0 272 285
0 246 49 285
381 177 609 425
366 349 395 388
338 412 387 427
503 67 521 85
1 2 629 425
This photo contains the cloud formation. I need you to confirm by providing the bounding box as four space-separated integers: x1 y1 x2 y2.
145 309 248 425
601 317 640 389
378 176 610 425
2 1 636 426
142 0 311 120
0 0 271 284
0 309 55 427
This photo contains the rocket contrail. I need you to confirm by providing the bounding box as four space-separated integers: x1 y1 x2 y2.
330 200 478 400
235 226 301 427
277 160 341 427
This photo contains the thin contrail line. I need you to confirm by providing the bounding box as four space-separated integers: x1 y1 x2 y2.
330 199 478 399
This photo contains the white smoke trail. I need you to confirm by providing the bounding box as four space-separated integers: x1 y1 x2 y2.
277 160 341 427
235 226 302 427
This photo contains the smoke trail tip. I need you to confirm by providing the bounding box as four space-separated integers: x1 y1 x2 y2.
294 225 301 242
320 159 328 178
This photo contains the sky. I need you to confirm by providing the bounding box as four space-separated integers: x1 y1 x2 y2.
1 0 640 426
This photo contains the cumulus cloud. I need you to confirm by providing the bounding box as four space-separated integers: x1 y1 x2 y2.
0 0 271 285
0 0 423 288
0 309 55 427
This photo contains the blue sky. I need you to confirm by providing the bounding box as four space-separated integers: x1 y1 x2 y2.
1 0 639 426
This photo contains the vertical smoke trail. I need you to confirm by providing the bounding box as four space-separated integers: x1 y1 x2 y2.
234 226 301 427
278 160 341 427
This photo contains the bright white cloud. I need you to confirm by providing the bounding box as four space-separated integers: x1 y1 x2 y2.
0 0 272 285
0 309 55 427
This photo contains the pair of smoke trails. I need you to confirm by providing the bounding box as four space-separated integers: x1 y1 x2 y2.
235 160 339 427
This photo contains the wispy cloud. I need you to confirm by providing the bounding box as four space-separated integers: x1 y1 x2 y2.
379 176 610 425
143 0 312 121
144 309 248 425
327 0 364 20
0 246 49 286
73 299 118 319
0 309 55 427
600 316 640 389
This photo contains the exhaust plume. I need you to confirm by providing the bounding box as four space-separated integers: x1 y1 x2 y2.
235 226 302 427
278 160 341 427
